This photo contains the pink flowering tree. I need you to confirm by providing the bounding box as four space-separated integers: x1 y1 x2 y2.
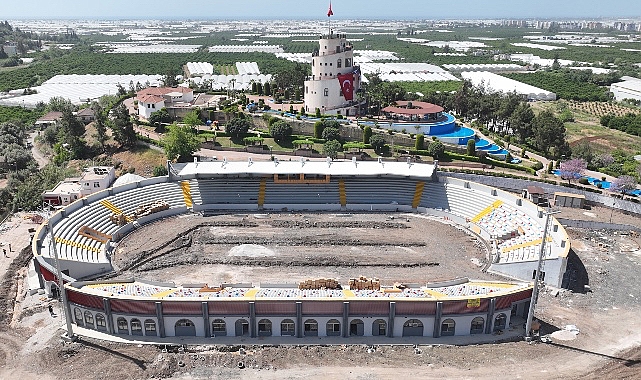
559 158 587 184
610 175 638 198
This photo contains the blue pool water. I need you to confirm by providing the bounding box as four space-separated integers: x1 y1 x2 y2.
435 127 475 138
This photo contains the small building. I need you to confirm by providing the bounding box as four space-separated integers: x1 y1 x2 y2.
34 111 63 129
522 186 547 205
75 108 96 124
553 192 585 209
42 166 116 207
136 87 195 119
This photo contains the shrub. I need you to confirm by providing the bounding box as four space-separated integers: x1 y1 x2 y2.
415 134 425 151
321 127 341 142
578 177 589 185
370 134 386 153
466 139 476 156
532 161 544 171
363 126 372 144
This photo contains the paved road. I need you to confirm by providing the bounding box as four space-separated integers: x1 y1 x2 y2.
28 131 48 168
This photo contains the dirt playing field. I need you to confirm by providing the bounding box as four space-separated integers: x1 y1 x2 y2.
0 207 640 379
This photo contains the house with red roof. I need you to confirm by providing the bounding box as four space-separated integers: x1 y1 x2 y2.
136 87 194 119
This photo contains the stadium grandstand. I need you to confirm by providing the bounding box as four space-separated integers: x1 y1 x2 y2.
31 159 569 341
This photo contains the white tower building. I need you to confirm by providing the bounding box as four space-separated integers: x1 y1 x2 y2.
304 32 362 116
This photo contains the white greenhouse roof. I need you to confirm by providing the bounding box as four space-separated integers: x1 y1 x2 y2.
186 62 214 76
178 159 435 179
235 62 261 75
461 71 556 101
208 45 284 53
0 74 163 108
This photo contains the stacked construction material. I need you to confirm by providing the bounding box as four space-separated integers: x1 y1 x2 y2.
134 200 170 218
349 276 381 291
298 278 340 290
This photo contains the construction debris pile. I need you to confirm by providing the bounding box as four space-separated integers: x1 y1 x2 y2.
134 200 170 218
298 278 341 290
349 276 381 291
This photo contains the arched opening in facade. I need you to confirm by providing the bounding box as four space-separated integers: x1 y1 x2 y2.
304 319 318 337
257 319 272 337
494 313 507 331
441 318 456 336
372 319 387 336
130 318 143 336
84 311 94 329
96 313 107 331
144 319 157 336
349 319 364 336
235 319 250 337
117 317 129 334
74 307 84 326
280 319 295 336
212 319 226 336
326 319 341 337
470 317 485 334
403 319 424 337
175 319 196 336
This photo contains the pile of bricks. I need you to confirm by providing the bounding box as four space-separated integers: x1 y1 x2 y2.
349 276 381 291
298 278 340 290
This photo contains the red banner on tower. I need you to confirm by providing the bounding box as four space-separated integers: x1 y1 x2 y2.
327 1 334 17
337 73 354 101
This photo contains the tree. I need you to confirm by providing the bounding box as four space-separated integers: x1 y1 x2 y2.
571 142 594 167
111 103 137 147
415 133 425 151
466 139 476 156
363 126 372 144
91 102 108 152
531 110 570 158
610 175 638 198
182 109 201 131
162 70 179 87
162 123 201 162
269 120 293 143
594 153 615 168
428 140 445 159
225 115 252 140
509 102 534 144
149 108 173 131
321 126 340 142
58 108 86 159
559 158 587 184
369 134 386 154
314 121 324 138
264 82 271 96
323 139 342 160
153 165 168 177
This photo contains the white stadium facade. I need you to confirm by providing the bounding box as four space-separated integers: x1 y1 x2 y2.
32 160 570 341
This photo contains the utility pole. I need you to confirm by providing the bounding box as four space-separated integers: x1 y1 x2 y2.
525 206 560 341
49 219 76 341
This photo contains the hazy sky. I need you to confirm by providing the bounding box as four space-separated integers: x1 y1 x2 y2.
4 0 640 20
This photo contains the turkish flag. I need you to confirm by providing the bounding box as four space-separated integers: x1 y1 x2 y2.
338 73 354 101
327 2 334 17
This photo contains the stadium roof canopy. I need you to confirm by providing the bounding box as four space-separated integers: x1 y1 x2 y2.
177 160 435 179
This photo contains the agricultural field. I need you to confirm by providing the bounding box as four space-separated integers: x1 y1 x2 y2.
531 101 641 155
567 100 640 118
502 71 611 101
216 64 238 75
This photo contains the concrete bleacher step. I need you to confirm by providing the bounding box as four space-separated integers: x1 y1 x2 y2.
471 199 503 223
